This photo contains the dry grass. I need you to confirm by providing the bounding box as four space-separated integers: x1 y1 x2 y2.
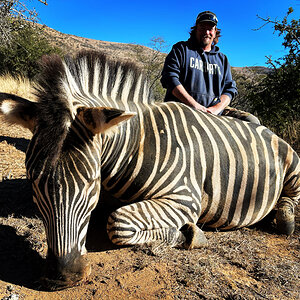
0 75 36 100
0 75 34 181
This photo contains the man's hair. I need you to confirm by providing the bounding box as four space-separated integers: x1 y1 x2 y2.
189 24 221 45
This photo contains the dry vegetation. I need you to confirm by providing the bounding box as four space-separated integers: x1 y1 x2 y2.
0 77 299 300
0 76 35 101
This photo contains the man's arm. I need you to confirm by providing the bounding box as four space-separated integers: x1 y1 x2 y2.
207 55 237 115
172 85 208 112
173 86 231 115
207 94 231 115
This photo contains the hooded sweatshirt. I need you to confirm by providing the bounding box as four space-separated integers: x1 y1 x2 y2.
161 37 237 110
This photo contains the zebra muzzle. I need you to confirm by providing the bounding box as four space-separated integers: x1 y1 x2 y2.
41 250 91 290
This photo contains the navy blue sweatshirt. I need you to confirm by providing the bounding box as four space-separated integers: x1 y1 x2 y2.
161 37 237 109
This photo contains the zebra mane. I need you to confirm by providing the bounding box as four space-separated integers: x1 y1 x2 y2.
32 51 152 168
34 50 153 122
61 50 153 109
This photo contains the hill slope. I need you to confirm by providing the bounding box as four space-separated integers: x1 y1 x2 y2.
41 24 270 72
41 24 153 63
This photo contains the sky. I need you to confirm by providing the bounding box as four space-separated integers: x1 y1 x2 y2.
30 0 300 67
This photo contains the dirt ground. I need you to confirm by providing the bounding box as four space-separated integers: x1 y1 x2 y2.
0 116 299 300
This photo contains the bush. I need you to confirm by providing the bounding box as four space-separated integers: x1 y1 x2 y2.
242 8 300 151
133 37 167 102
248 59 300 151
0 22 62 79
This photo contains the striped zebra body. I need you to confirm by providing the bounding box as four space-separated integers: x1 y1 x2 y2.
0 51 299 289
99 101 299 243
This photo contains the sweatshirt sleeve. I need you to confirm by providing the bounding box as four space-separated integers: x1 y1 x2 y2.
160 43 184 90
222 56 238 100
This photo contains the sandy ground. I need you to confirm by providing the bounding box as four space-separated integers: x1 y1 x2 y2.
0 116 299 300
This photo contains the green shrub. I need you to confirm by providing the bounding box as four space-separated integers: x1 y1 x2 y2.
0 22 62 79
241 8 300 151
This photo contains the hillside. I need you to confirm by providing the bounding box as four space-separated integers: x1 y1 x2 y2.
40 24 271 106
41 24 154 63
41 24 270 73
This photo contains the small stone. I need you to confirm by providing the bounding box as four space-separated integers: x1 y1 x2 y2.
6 285 14 292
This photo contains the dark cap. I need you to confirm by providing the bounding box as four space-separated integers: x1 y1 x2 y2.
196 11 218 25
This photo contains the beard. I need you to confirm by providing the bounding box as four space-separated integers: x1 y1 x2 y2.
200 36 213 47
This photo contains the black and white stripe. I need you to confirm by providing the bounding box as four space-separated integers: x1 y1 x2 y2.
22 50 300 255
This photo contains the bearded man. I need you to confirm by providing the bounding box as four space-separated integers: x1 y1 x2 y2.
161 11 259 123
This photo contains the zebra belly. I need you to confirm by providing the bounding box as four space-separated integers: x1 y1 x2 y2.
197 182 282 230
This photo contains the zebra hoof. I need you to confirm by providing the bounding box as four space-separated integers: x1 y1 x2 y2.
275 206 295 235
180 223 207 250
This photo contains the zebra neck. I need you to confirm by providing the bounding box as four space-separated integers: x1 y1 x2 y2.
100 116 141 181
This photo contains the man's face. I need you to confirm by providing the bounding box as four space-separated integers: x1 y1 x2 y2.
196 21 217 47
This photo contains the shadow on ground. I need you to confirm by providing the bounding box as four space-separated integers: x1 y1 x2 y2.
0 136 29 153
86 200 124 252
0 225 46 289
0 178 37 218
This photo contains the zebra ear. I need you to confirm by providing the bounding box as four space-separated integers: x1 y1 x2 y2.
77 106 136 135
0 93 37 132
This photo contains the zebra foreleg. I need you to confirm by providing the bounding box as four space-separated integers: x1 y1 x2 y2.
106 200 207 253
138 223 208 255
275 197 296 235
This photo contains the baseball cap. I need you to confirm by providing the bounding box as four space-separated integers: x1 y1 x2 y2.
196 11 218 25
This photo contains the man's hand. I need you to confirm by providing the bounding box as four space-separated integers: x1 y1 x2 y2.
207 94 231 115
194 102 208 112
172 85 231 115
172 85 209 112
206 106 220 115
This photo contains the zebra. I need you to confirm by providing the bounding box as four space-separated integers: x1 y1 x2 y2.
0 51 299 290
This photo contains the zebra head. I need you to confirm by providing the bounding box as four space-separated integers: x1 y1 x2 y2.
0 92 135 289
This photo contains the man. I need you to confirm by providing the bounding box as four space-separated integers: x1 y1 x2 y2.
161 11 260 123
